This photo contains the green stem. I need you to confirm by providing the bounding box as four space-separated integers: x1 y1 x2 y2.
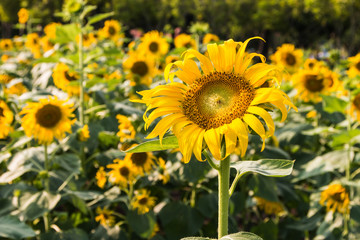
204 150 220 170
43 213 49 232
218 155 230 239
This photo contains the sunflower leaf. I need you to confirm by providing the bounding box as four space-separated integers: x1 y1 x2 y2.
321 95 348 114
231 159 294 177
219 232 263 240
0 215 36 239
123 136 179 153
87 12 115 26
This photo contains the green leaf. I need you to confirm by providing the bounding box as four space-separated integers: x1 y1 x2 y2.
54 24 81 44
0 215 36 239
53 153 81 175
181 237 214 240
350 205 360 223
220 232 263 240
87 12 115 26
322 95 348 113
127 211 156 238
331 129 360 147
80 5 97 20
124 136 179 153
231 159 294 177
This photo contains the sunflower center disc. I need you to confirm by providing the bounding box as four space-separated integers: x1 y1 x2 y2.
331 192 343 202
285 53 296 66
108 26 116 36
184 42 192 48
0 107 4 117
183 72 255 130
356 62 360 71
138 197 148 205
64 71 78 81
149 42 159 53
35 104 62 128
130 152 147 166
131 61 148 77
120 166 130 177
304 74 324 92
353 95 360 110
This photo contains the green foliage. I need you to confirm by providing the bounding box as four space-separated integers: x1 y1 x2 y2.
0 215 36 239
124 135 179 153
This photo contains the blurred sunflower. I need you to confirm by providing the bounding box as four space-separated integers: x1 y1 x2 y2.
131 189 156 214
0 74 14 84
105 70 122 81
0 39 13 51
95 167 107 189
1 54 10 62
107 158 135 188
203 33 220 44
20 96 75 144
134 38 296 163
138 30 169 57
254 196 285 215
157 157 170 184
347 53 360 78
0 100 14 139
270 43 303 75
25 33 40 50
320 183 349 214
99 20 122 42
292 67 339 102
76 33 97 48
52 63 80 95
303 58 321 70
17 8 29 24
78 124 90 142
174 33 197 50
41 36 55 52
116 114 136 142
5 82 28 96
123 51 155 86
124 150 155 175
165 55 180 65
95 207 115 227
44 22 61 40
350 93 360 121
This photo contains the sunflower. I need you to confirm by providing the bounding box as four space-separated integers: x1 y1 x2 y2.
0 100 14 139
0 39 13 51
203 33 220 44
131 189 156 214
347 53 360 78
157 157 170 184
107 158 135 188
5 82 28 96
116 114 136 142
133 38 296 163
52 63 80 95
95 207 115 227
44 22 61 40
254 196 285 215
0 74 14 84
124 149 155 175
25 33 41 50
1 54 10 62
95 167 107 189
303 58 321 70
40 36 55 53
20 96 75 144
99 20 122 42
18 8 29 24
292 66 338 102
320 183 349 214
78 124 90 142
350 93 360 122
270 43 303 75
123 51 156 86
138 30 169 57
76 32 97 48
174 33 197 50
166 55 181 65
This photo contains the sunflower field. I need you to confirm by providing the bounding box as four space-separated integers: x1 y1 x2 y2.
1 0 360 240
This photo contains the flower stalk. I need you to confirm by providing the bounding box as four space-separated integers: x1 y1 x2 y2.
217 155 230 238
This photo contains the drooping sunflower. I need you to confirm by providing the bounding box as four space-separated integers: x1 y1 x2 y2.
95 207 115 227
292 66 339 102
138 30 169 57
123 51 156 86
20 96 75 144
0 39 13 51
133 38 296 163
124 148 155 175
44 22 61 40
116 114 136 142
347 53 360 78
270 43 303 75
52 63 80 95
18 8 29 24
174 33 197 50
107 158 135 188
131 189 157 214
95 166 107 189
254 196 285 216
203 33 220 44
0 100 14 139
99 20 122 42
320 183 349 214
